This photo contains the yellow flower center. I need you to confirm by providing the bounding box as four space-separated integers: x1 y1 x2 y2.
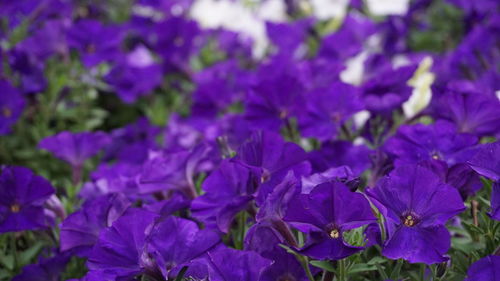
329 229 340 239
174 36 184 47
404 215 416 227
87 44 96 54
10 204 20 213
2 107 12 118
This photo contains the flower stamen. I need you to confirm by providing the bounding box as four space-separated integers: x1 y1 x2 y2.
329 229 340 239
10 204 20 213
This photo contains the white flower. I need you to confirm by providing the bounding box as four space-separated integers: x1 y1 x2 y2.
403 56 435 119
366 0 410 16
310 0 349 20
190 0 287 58
340 51 368 86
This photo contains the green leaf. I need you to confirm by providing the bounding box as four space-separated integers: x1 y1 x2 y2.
19 241 45 266
348 263 377 274
0 254 14 271
389 259 404 279
375 263 389 280
366 256 387 265
309 260 336 273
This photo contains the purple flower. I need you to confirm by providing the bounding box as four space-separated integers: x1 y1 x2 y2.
245 61 305 131
103 117 161 164
191 60 253 119
256 171 301 222
39 131 111 168
245 221 309 281
319 14 375 61
191 160 255 233
16 19 68 61
0 166 55 233
137 143 215 199
144 215 220 279
468 142 500 220
308 140 372 176
82 162 141 199
86 208 159 279
302 166 359 193
8 49 47 94
234 131 311 205
105 46 163 103
266 18 313 56
192 247 272 281
60 193 130 256
361 65 417 114
12 252 70 281
152 16 201 73
490 182 500 221
464 255 500 281
67 19 124 68
446 163 482 199
0 80 25 135
384 121 478 167
468 141 500 181
367 165 465 264
431 89 500 136
284 181 376 260
299 82 364 141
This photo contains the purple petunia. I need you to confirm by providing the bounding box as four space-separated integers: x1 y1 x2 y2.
246 220 309 281
361 65 417 114
431 89 500 136
191 160 255 233
12 252 71 281
105 45 163 103
468 141 500 220
144 215 221 279
385 120 478 167
60 193 130 256
39 131 111 168
67 19 124 68
367 165 465 264
0 80 25 135
464 255 500 281
86 208 158 280
284 181 376 260
189 246 272 281
299 81 364 141
0 166 55 233
468 141 500 181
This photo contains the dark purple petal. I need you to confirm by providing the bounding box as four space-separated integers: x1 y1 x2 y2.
0 166 55 233
300 231 364 261
203 247 271 281
60 193 130 256
383 225 450 264
0 80 25 135
39 131 111 167
465 255 500 281
468 141 500 181
367 165 465 227
145 216 220 278
87 208 158 279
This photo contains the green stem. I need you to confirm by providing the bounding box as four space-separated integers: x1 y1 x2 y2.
238 211 247 250
11 234 18 272
338 259 347 281
420 264 426 281
300 256 315 281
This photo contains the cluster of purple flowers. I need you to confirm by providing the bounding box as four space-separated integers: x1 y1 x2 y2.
1 0 500 280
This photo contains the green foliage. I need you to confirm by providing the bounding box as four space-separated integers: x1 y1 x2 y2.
408 1 464 53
